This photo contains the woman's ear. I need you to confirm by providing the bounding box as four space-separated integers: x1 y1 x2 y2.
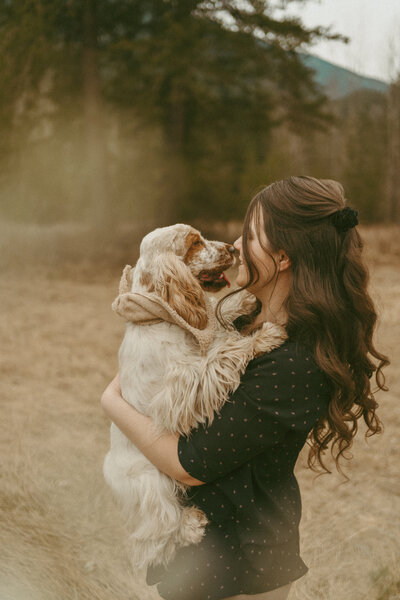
277 251 291 272
152 253 208 330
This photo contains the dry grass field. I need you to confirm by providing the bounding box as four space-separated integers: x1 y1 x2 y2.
0 222 399 600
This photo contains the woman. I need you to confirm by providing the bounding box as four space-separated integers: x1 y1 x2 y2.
101 176 389 600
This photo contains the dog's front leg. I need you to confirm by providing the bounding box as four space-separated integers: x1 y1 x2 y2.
217 289 258 325
249 321 288 357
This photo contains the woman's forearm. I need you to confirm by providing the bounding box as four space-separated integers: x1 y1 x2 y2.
101 374 205 487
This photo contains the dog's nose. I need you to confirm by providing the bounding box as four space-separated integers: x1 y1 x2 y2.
227 244 236 254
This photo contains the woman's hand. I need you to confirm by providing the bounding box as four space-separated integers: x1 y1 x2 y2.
100 373 205 487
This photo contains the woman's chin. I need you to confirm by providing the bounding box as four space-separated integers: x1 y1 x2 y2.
235 275 257 295
235 271 248 288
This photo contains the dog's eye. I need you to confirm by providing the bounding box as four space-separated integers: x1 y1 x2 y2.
192 240 203 247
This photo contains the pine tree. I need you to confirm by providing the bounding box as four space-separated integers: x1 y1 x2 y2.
342 89 388 222
0 0 345 224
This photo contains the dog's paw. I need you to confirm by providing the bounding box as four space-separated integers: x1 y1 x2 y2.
178 506 208 546
218 290 258 324
251 321 288 356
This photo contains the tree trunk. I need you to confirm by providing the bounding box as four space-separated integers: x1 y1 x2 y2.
82 0 109 226
386 81 400 223
158 85 190 225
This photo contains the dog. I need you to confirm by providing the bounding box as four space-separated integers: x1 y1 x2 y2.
103 224 287 572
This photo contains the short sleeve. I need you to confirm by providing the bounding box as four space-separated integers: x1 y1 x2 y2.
177 341 330 484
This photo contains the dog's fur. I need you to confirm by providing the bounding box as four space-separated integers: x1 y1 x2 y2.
103 224 287 572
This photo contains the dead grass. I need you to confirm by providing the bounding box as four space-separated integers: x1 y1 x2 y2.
0 222 399 600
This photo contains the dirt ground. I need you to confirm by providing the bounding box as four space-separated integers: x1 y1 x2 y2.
0 224 399 600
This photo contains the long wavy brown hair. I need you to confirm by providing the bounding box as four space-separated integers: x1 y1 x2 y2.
217 175 389 476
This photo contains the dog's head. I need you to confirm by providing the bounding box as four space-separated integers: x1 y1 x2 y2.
131 224 235 329
139 224 235 291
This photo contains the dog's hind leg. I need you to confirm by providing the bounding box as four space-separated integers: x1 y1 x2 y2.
119 467 206 571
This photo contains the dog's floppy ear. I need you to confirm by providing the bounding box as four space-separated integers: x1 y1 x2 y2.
152 253 208 330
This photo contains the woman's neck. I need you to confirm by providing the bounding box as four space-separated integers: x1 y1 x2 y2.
240 303 288 336
252 273 290 328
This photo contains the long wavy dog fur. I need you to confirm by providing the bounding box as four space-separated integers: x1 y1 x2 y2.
103 224 287 572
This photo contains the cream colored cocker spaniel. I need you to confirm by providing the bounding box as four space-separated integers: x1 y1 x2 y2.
103 224 287 572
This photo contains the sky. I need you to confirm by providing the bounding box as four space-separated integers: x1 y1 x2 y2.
283 0 400 82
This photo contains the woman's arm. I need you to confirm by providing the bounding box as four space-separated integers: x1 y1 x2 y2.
101 374 205 487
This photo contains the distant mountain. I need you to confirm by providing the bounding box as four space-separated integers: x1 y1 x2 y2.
300 53 389 99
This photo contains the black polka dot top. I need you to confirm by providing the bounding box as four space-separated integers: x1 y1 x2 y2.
176 338 333 584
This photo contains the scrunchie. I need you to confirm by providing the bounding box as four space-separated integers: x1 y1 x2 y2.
331 206 359 233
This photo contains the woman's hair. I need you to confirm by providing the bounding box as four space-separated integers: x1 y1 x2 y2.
217 175 389 476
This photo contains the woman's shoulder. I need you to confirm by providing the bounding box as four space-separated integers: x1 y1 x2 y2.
252 337 314 361
246 337 327 381
240 337 332 411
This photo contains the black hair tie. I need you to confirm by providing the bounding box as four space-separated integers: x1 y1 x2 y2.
331 206 359 233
